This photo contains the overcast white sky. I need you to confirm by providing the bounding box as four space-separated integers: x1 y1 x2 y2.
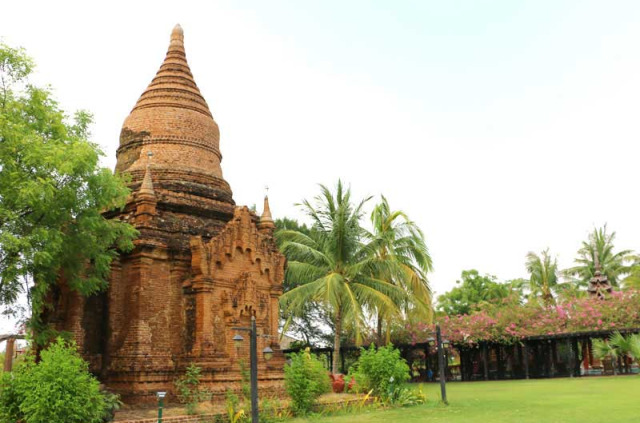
2 0 640 333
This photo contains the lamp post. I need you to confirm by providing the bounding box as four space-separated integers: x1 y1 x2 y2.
426 324 449 405
156 391 166 423
232 315 275 423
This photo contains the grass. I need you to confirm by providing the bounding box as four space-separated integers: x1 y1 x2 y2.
290 376 640 423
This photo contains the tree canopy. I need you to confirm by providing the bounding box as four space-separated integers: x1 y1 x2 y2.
278 181 410 372
436 270 524 316
367 195 433 343
565 225 633 288
0 43 137 340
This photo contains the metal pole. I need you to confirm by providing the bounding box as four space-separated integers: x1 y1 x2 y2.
157 396 164 423
436 324 448 405
250 316 259 423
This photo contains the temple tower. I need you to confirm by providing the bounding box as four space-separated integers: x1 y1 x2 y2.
50 25 285 402
587 252 612 299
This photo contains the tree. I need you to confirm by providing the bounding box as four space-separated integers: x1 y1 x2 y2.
525 249 560 305
623 262 640 290
0 338 107 423
0 44 137 341
367 196 433 343
565 225 633 288
278 181 406 373
592 337 620 375
437 270 523 316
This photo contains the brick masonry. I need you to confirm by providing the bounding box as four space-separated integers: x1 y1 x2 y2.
46 25 285 403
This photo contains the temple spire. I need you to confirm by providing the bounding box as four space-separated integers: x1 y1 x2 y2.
170 24 184 48
588 250 612 299
138 152 155 198
259 195 275 232
116 24 234 218
135 152 157 223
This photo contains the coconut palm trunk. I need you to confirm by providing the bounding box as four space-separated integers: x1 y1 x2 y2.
333 308 342 374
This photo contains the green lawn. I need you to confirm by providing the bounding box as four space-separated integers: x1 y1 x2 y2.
291 376 640 423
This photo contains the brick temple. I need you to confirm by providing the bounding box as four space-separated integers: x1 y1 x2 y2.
47 25 286 402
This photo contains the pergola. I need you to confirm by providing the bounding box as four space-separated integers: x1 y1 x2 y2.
283 327 640 382
1 333 26 372
454 327 640 381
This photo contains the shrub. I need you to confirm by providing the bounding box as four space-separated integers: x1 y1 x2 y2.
175 364 211 415
0 338 107 423
100 388 123 422
284 348 331 415
348 345 410 400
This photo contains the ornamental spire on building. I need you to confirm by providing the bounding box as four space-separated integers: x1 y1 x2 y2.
259 195 276 232
116 24 234 222
588 251 612 299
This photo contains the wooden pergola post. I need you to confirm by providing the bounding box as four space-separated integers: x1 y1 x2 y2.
567 338 574 378
482 343 489 381
3 337 15 372
523 342 530 379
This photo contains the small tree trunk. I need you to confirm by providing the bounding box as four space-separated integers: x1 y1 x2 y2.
376 313 383 345
332 309 342 374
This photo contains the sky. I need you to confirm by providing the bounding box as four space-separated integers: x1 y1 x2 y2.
2 0 640 333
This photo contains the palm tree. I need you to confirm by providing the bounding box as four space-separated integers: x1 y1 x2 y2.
622 256 640 290
628 334 640 368
278 181 406 373
565 225 633 288
525 249 559 305
609 331 640 374
367 196 433 343
592 337 620 375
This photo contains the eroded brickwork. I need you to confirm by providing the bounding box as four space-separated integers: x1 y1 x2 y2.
48 25 285 403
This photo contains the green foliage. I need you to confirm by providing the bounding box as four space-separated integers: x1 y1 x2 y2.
175 364 211 415
0 43 137 340
99 389 123 422
390 385 427 407
608 331 640 367
225 389 247 423
278 181 408 372
284 348 331 415
238 360 251 402
348 345 409 401
367 196 433 343
259 397 291 422
0 338 107 423
526 249 560 305
565 225 633 288
437 270 524 316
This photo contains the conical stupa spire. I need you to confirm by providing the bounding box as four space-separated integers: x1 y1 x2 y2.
138 153 155 198
259 195 275 231
116 24 234 218
130 24 212 118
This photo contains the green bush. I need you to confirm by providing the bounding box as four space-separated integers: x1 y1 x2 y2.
0 338 107 423
348 345 410 400
175 364 211 415
100 388 123 422
284 348 331 415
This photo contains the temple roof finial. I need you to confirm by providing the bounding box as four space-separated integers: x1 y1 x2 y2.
170 24 184 48
259 194 275 231
139 152 155 197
